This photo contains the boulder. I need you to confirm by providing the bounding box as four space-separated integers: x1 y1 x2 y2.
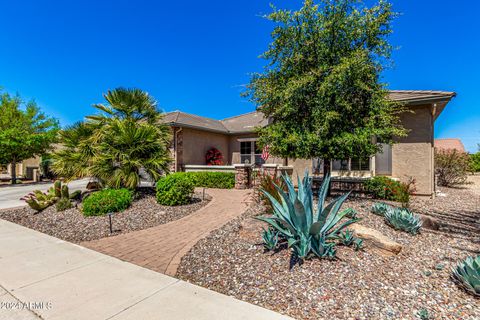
350 224 403 256
419 214 442 231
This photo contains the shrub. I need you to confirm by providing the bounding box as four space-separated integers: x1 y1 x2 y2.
384 207 422 235
186 171 235 189
451 255 480 297
435 149 470 186
256 171 359 261
156 173 195 206
56 197 73 212
470 151 480 173
82 188 132 216
364 176 414 207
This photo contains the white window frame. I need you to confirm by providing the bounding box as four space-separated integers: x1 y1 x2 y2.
239 139 264 165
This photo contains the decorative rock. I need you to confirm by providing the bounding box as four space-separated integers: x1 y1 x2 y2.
350 223 403 256
419 214 442 231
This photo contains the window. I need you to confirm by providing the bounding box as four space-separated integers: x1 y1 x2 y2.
240 140 265 165
332 158 370 171
351 157 370 171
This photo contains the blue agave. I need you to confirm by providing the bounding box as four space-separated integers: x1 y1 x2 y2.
261 227 279 251
384 207 422 235
256 171 359 260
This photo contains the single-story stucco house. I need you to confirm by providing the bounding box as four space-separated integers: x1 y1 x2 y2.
164 90 456 197
0 157 41 181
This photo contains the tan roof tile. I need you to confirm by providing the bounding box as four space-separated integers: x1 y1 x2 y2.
164 90 456 133
435 139 466 152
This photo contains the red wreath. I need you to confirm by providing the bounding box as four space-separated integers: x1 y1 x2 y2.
206 147 224 165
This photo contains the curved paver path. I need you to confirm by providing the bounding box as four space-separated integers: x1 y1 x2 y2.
81 188 252 276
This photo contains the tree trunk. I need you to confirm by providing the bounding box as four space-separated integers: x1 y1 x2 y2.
323 159 331 195
11 160 17 185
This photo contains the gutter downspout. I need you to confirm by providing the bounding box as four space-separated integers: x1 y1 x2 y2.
174 127 182 172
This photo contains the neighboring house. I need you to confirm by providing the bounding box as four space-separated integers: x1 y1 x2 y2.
0 157 41 181
164 90 456 196
434 138 466 152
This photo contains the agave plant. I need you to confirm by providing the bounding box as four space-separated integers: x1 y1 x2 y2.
336 229 363 251
451 255 480 297
262 227 279 251
371 202 393 216
384 207 422 234
256 171 359 260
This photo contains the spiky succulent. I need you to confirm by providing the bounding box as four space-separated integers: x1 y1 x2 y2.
256 171 359 260
371 202 393 216
336 229 363 251
384 207 422 234
23 180 78 212
451 255 480 297
262 227 279 251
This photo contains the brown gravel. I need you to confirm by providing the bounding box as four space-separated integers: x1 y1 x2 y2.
177 188 480 320
0 188 210 243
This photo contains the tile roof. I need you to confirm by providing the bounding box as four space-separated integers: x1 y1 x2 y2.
221 111 269 133
388 90 456 103
164 90 456 134
163 111 228 133
434 139 466 152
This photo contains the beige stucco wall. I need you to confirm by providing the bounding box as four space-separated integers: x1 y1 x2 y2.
391 105 434 196
5 157 41 178
181 128 230 166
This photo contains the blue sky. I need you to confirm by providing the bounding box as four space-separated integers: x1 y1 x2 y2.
1 0 479 152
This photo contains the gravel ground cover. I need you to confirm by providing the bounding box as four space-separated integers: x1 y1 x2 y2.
177 187 480 320
0 188 210 243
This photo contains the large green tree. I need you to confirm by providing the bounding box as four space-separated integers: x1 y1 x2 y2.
0 91 59 184
246 0 407 175
52 88 172 189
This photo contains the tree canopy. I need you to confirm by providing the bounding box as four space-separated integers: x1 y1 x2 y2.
51 88 172 189
245 0 407 170
0 90 59 183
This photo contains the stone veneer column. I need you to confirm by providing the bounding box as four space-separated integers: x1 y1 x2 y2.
262 164 279 178
234 164 251 189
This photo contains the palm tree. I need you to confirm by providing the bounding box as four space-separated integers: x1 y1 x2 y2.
52 88 172 189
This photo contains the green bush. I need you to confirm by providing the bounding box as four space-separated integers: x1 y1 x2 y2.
364 176 413 207
184 171 235 189
470 152 480 173
156 173 195 206
82 188 132 216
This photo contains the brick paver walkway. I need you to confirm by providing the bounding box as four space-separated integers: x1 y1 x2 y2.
81 188 252 276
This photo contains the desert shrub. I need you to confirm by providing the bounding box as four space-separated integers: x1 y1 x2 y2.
384 207 422 235
435 149 470 186
56 197 73 212
186 171 235 189
364 176 414 207
156 173 195 206
82 188 132 216
257 172 360 262
469 151 480 173
451 255 480 297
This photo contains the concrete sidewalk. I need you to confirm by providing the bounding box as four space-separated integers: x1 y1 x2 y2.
0 219 291 320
